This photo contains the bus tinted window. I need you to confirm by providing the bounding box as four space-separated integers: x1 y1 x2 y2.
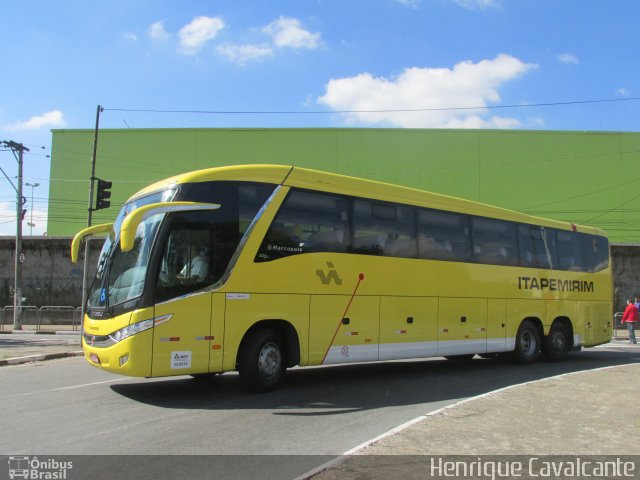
256 190 349 262
238 184 279 235
586 234 610 272
519 225 554 269
387 206 417 258
472 218 518 266
418 210 471 261
556 230 587 271
154 212 223 303
254 186 611 271
353 200 417 257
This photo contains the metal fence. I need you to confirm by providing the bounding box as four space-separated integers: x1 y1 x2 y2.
613 312 624 339
0 305 80 331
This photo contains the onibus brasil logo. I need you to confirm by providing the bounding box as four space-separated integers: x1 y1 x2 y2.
8 456 73 479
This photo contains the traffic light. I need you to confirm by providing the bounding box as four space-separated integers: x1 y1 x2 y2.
95 178 112 210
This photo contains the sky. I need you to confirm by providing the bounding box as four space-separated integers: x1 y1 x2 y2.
1 0 639 236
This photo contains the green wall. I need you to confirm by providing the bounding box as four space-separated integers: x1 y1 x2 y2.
49 128 640 241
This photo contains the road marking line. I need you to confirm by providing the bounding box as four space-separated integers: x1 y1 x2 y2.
0 378 128 399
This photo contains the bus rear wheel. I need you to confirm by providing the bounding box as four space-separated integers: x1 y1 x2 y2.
513 320 541 363
544 322 570 362
238 328 286 392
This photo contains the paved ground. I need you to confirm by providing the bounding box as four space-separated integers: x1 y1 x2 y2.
1 330 638 480
0 330 81 363
309 339 640 479
311 358 640 479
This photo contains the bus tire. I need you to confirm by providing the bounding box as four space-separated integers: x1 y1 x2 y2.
238 328 286 392
513 320 541 363
544 322 570 362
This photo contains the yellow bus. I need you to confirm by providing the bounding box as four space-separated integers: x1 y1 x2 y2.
72 165 612 391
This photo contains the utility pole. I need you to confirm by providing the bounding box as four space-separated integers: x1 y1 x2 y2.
1 140 28 330
80 105 103 329
87 105 103 228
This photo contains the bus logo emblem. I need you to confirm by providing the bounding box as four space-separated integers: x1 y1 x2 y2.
316 262 343 285
8 456 29 479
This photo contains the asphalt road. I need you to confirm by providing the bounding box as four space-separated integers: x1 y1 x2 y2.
1 344 637 479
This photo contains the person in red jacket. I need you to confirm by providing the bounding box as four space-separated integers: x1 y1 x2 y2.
621 299 638 344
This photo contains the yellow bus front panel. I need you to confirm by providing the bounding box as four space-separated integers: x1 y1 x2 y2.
151 292 212 377
82 307 155 377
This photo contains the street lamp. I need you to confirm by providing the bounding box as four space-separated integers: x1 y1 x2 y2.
25 182 39 236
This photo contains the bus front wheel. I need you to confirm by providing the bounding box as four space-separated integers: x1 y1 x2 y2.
513 320 541 363
238 328 286 392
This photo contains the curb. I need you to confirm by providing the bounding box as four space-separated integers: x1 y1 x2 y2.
0 351 83 367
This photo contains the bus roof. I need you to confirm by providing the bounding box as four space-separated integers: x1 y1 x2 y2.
129 164 606 237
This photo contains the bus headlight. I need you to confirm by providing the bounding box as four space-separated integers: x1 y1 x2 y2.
109 319 155 343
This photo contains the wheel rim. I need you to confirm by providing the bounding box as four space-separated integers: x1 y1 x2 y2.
257 341 282 380
520 329 537 356
550 329 566 352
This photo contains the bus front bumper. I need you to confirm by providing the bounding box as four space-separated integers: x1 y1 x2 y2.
82 329 153 377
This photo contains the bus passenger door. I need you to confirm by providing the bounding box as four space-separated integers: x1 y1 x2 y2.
379 296 438 360
437 298 488 356
309 295 380 365
150 226 215 377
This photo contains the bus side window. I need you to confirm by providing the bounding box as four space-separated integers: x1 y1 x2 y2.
418 209 470 261
556 230 586 271
385 206 417 258
519 225 554 269
472 217 518 266
255 189 350 262
352 200 416 258
585 234 610 272
352 200 385 255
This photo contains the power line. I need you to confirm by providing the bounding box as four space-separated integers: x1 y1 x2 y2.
103 96 640 115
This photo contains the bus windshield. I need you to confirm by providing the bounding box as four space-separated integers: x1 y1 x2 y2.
87 189 175 312
87 181 277 316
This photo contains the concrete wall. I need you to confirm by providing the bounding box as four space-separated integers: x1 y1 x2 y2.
0 237 636 315
611 244 640 312
0 237 101 310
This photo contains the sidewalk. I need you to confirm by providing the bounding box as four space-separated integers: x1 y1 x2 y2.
0 329 82 365
310 341 640 479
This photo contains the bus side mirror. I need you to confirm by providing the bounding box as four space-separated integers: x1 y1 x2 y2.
71 223 113 263
120 202 221 252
